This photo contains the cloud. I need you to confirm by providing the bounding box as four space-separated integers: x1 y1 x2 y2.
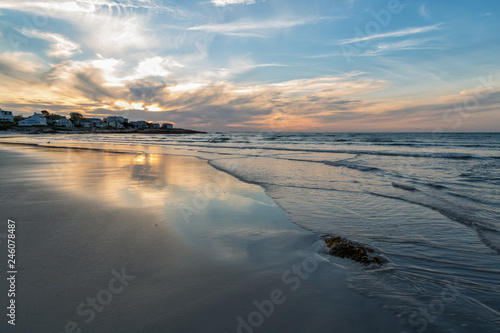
0 52 46 98
192 60 286 82
336 24 442 45
2 56 499 131
18 29 81 58
0 1 173 57
418 4 431 18
359 38 442 56
0 0 96 13
134 56 184 78
40 60 119 102
0 54 117 111
45 69 388 129
211 0 257 6
81 14 153 56
0 0 173 14
0 1 497 132
126 80 167 104
189 17 326 36
0 52 44 75
0 51 390 128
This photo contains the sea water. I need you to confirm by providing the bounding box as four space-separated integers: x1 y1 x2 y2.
4 132 500 332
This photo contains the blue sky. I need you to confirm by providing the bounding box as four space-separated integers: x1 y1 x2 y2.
0 0 499 131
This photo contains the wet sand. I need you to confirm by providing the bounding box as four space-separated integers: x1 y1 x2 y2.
0 144 404 332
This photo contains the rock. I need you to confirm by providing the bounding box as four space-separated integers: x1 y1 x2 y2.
324 236 384 265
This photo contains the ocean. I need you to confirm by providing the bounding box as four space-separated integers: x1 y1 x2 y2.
3 132 500 332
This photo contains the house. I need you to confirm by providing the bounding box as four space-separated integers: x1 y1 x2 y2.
87 118 103 126
55 117 74 127
162 123 173 129
0 109 14 122
76 119 93 128
130 121 148 129
105 116 128 128
75 118 104 128
150 123 160 129
18 113 47 126
106 116 127 124
107 121 124 129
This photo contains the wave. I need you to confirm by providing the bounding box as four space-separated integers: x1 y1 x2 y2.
391 182 418 191
367 191 500 254
146 142 496 160
424 182 448 189
19 133 499 161
208 137 231 143
460 173 500 183
364 138 394 143
322 160 380 172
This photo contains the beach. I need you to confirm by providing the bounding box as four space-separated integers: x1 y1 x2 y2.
0 143 403 333
1 0 499 330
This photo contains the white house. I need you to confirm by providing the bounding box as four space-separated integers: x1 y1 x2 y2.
0 109 14 122
55 117 74 127
18 113 47 126
162 123 173 129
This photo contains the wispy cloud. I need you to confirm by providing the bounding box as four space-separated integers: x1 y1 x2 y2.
0 52 44 78
418 4 431 18
211 0 257 6
0 0 174 14
18 29 81 58
189 17 327 36
335 24 443 45
360 38 442 56
1 1 178 57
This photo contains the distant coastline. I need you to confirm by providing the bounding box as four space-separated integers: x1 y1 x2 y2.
1 126 206 135
0 109 206 134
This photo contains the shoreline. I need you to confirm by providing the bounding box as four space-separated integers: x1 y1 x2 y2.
0 127 207 134
0 143 405 332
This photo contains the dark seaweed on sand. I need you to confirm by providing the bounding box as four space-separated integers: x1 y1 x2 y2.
324 236 384 265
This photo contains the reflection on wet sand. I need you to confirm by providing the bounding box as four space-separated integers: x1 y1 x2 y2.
27 148 232 210
0 143 404 333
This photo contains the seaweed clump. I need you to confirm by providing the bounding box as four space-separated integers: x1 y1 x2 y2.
325 236 384 265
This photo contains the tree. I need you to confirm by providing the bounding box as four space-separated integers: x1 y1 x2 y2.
13 115 25 124
47 114 62 120
70 112 84 122
41 110 50 116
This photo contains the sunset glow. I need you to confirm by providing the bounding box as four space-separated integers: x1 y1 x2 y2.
0 0 499 131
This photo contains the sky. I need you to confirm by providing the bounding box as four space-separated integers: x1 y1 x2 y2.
0 0 499 132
